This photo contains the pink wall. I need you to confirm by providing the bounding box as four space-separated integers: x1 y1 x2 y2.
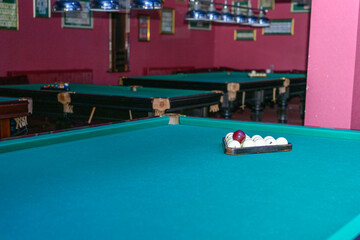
0 1 214 85
305 0 360 130
0 1 112 84
351 4 360 130
127 2 215 76
214 0 310 71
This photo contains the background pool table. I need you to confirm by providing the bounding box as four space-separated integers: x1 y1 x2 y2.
121 71 307 122
0 84 221 121
1 116 359 240
0 97 29 138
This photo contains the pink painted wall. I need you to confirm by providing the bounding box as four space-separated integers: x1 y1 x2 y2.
0 1 214 85
213 0 310 71
305 0 360 130
351 4 360 130
127 2 215 76
0 1 112 84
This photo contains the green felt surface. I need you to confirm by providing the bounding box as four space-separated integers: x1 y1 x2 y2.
128 71 306 83
0 116 359 240
0 96 20 102
0 84 214 98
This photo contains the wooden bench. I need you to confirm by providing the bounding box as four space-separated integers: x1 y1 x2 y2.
0 75 29 85
7 69 93 84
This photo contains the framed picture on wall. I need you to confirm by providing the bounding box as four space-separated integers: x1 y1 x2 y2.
188 21 211 31
160 8 175 34
0 0 18 30
262 19 294 35
138 15 150 41
258 0 274 10
234 30 256 41
232 1 248 14
62 0 93 29
291 0 311 13
33 0 51 18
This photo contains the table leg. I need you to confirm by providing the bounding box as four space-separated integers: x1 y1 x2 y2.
251 90 264 121
56 114 72 130
202 106 209 117
193 107 209 117
277 89 290 123
220 93 234 119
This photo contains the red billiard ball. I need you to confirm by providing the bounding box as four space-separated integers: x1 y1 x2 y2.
233 130 246 143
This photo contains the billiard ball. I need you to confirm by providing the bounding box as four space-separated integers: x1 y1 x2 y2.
265 138 277 145
276 137 288 145
254 138 266 146
225 132 233 140
263 136 276 145
264 136 274 141
227 140 241 148
242 139 255 148
233 130 246 143
225 137 234 144
251 135 263 141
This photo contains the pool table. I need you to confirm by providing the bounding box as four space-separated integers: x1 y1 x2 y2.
0 84 221 121
0 97 29 139
120 71 307 122
1 115 360 240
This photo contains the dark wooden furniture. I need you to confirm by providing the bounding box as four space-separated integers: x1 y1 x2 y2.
0 84 221 122
7 69 93 84
0 97 29 139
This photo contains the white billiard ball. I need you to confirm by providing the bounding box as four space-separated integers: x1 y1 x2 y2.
276 137 288 145
265 138 277 145
242 139 255 148
264 136 275 141
254 139 266 146
225 132 233 140
251 135 262 141
226 137 236 144
227 140 241 148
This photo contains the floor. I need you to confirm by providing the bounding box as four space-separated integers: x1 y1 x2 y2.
220 99 303 126
207 97 304 126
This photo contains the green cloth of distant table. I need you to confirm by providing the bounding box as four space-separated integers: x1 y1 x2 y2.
125 71 306 83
